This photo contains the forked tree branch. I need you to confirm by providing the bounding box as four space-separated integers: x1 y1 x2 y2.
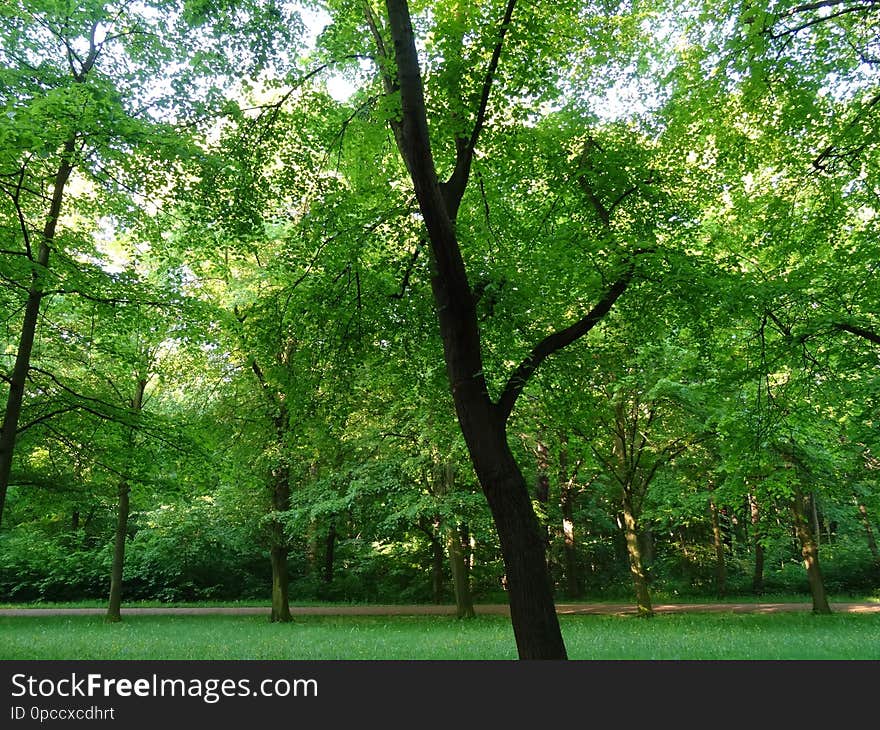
441 0 518 219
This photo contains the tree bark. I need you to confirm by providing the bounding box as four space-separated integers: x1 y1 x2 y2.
791 488 831 614
106 377 147 623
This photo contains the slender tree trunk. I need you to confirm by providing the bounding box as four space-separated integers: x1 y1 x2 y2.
0 144 75 530
811 493 821 548
323 522 336 583
791 488 831 614
621 491 652 617
307 520 319 574
106 481 131 623
558 438 582 599
430 523 445 604
750 493 765 594
535 439 550 504
857 502 880 564
560 489 581 599
269 466 292 623
534 437 553 577
106 377 147 623
709 495 727 598
441 462 474 618
447 525 475 618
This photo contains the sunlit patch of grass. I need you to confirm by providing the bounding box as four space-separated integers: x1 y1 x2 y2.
1 612 878 660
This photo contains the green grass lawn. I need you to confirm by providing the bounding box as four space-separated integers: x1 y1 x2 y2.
2 612 878 660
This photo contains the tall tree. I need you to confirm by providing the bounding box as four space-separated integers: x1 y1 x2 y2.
361 0 657 658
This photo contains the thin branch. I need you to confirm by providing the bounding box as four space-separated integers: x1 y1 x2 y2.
813 92 880 170
27 367 128 419
17 405 85 435
607 184 642 218
781 0 874 16
441 0 518 218
496 266 636 425
771 2 879 39
389 246 420 299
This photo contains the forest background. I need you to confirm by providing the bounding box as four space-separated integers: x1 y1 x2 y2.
0 0 878 659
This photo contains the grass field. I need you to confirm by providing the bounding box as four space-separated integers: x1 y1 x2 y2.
2 612 879 660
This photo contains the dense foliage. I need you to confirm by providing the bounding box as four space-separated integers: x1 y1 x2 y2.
0 0 878 655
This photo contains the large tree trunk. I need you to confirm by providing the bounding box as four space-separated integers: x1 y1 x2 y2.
750 493 765 594
0 144 75 530
269 467 292 623
621 493 653 617
791 488 831 614
481 451 565 657
106 377 147 623
709 495 727 598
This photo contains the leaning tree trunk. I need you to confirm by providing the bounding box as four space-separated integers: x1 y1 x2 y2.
106 377 147 623
477 441 565 657
0 142 76 530
709 495 727 598
269 465 292 623
791 488 831 614
381 0 632 658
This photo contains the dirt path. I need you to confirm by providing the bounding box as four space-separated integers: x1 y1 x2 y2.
0 601 878 617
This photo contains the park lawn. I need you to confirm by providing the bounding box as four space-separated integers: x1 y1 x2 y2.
1 613 879 660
